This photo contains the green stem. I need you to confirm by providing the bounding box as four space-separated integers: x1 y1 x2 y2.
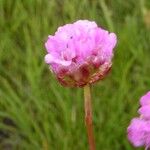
84 84 96 150
139 0 146 17
99 0 114 31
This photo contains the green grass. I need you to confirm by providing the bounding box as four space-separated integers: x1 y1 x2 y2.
0 0 150 149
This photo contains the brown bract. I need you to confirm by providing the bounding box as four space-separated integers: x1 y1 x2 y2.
56 61 112 87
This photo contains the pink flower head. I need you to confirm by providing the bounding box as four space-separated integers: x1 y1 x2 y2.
127 91 150 149
45 20 117 87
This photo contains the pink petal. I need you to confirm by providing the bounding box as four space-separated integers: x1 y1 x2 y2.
138 106 150 119
127 118 146 147
45 54 71 66
140 91 150 106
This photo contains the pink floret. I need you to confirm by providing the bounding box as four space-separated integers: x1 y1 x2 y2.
44 20 117 87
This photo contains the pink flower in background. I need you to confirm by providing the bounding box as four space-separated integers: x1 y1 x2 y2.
127 118 150 147
139 91 150 119
45 20 117 87
140 91 150 106
127 91 150 149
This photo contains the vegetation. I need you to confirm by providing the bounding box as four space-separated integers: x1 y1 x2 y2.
0 0 150 149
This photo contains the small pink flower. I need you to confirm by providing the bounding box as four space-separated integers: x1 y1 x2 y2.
127 91 150 149
45 20 117 87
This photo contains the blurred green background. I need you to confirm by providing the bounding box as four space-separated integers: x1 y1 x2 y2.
0 0 150 149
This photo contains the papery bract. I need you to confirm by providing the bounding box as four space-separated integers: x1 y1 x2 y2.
45 20 117 87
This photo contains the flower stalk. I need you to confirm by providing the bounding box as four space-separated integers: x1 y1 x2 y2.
145 147 149 150
84 84 95 150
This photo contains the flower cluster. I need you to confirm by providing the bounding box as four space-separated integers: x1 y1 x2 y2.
127 91 150 149
45 20 117 87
